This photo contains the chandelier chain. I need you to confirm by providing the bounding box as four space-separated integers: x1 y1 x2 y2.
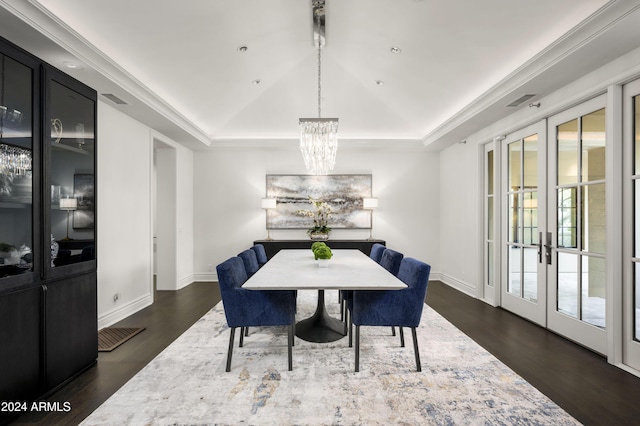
317 12 322 118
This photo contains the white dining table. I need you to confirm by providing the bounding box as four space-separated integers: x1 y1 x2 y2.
243 249 406 342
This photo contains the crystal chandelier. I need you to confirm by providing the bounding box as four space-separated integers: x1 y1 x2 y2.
299 0 338 176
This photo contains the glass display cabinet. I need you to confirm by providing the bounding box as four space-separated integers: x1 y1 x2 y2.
0 35 97 422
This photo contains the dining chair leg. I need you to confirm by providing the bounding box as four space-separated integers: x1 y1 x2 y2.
411 327 421 372
343 306 349 335
226 328 236 372
399 327 405 347
287 324 293 371
239 327 245 347
348 315 353 348
355 325 360 372
391 326 396 336
245 327 249 337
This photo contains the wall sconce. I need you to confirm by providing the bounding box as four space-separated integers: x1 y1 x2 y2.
261 198 277 240
362 197 378 240
59 197 77 240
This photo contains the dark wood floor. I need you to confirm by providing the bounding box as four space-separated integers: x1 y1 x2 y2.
10 280 640 425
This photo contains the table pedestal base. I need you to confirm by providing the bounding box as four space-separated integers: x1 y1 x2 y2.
295 290 346 343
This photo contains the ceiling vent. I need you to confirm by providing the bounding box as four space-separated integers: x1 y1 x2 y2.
101 93 128 105
506 94 536 107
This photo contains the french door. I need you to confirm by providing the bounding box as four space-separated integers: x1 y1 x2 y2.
547 95 607 354
623 79 640 370
501 122 547 326
500 95 608 354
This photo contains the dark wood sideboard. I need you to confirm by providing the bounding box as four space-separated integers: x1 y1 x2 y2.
253 239 386 260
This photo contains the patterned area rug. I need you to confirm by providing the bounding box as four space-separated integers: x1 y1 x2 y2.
82 290 579 425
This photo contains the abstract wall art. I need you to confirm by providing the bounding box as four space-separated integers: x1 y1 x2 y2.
265 174 372 229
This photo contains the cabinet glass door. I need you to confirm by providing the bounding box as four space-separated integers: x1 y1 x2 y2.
0 53 33 278
49 78 95 268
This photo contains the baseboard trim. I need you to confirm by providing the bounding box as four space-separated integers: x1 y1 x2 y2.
177 275 195 289
438 273 476 298
193 272 217 282
98 293 153 329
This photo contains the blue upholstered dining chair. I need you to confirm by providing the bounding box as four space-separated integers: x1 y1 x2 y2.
238 249 260 278
216 256 296 372
351 257 431 372
378 248 404 337
379 248 403 276
251 244 268 267
340 243 388 325
369 243 386 263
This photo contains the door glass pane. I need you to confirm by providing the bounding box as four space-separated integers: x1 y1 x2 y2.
635 96 640 174
635 262 640 341
487 150 494 195
0 54 33 278
558 187 577 248
636 180 640 258
488 196 494 239
508 141 521 190
582 109 606 182
523 191 538 245
523 246 538 302
488 241 494 287
582 184 606 255
508 193 520 243
558 252 578 318
508 245 521 296
558 119 579 185
523 134 538 188
582 256 605 328
50 80 95 267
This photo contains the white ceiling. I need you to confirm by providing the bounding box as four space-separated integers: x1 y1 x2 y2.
1 0 640 150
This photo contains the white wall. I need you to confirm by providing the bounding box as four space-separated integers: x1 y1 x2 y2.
96 102 195 327
96 101 153 328
193 145 440 281
438 142 481 296
154 135 195 290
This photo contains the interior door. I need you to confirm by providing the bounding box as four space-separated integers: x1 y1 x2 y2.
547 95 607 354
623 78 640 369
501 122 547 326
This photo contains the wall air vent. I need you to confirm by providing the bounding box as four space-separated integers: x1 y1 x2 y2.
101 93 128 105
506 94 536 107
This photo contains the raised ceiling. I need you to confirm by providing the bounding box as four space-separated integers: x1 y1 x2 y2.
1 0 639 150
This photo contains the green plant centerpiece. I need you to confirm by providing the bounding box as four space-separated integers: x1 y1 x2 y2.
311 241 327 259
311 242 332 260
296 196 332 240
312 243 332 267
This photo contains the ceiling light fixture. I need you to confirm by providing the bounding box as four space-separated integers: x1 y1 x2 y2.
63 60 81 69
299 0 338 176
375 80 384 86
390 46 402 54
237 45 248 53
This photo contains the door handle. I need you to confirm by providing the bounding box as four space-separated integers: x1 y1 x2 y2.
537 232 543 264
543 232 553 265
